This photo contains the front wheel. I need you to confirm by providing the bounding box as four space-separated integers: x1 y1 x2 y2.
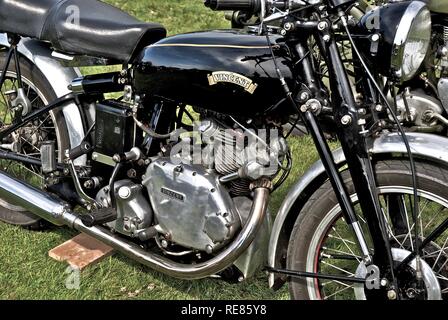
287 160 448 300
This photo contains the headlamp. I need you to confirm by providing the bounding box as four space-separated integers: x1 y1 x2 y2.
359 1 431 83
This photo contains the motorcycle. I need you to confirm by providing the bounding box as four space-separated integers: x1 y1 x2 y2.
0 0 448 300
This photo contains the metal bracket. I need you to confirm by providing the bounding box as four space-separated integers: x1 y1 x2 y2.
266 267 366 284
65 151 99 209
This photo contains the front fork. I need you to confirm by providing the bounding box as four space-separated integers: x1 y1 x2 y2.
293 32 397 294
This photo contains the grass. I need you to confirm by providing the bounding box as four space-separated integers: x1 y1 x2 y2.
0 0 332 300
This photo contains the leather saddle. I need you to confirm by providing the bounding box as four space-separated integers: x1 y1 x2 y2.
0 0 167 63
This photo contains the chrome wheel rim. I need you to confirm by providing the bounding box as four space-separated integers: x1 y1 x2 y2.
305 186 448 300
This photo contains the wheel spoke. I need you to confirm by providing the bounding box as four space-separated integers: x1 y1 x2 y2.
323 284 354 300
432 236 448 270
321 246 362 260
321 260 355 277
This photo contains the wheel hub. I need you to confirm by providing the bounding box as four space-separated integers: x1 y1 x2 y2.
354 248 442 300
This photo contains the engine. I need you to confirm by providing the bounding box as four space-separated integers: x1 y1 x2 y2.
144 158 241 253
94 113 287 257
141 117 287 253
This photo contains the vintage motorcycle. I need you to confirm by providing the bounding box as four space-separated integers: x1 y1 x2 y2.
1 0 448 300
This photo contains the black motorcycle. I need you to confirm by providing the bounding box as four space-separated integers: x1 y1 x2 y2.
0 0 448 300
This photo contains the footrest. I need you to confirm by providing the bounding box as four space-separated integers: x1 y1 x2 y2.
80 207 117 227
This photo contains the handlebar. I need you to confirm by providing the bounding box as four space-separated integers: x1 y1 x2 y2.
204 0 262 14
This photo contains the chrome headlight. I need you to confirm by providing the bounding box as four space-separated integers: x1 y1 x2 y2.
358 1 432 83
391 1 431 82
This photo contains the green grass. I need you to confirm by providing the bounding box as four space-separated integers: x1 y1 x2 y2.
0 1 331 300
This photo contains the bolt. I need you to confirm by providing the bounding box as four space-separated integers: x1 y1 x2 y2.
118 186 132 199
308 100 321 113
323 35 331 42
205 245 213 254
127 169 137 178
358 119 366 126
280 29 287 36
387 289 397 300
318 21 328 31
375 104 383 112
300 105 308 113
371 34 380 42
300 91 310 101
380 278 388 287
358 108 366 115
341 115 352 126
174 165 183 173
406 288 417 299
84 180 94 189
284 22 293 31
92 153 98 161
161 239 168 248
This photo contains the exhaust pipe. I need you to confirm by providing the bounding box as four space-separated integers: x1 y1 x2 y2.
0 171 270 279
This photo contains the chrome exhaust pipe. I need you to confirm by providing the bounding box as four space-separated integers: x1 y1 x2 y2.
0 170 75 226
0 171 270 279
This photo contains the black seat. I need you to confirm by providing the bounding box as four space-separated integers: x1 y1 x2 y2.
0 0 166 62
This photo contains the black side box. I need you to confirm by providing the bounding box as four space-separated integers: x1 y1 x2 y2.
95 100 136 157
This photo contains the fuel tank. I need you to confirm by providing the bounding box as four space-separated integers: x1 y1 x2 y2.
132 30 295 117
427 0 448 14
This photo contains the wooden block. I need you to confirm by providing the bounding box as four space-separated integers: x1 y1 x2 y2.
49 233 114 270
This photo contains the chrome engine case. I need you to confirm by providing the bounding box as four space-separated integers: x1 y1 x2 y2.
96 180 154 238
143 158 241 253
393 89 444 127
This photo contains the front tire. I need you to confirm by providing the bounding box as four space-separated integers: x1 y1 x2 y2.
287 160 448 300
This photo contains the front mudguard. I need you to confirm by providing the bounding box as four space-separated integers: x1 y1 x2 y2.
268 132 448 289
0 33 86 165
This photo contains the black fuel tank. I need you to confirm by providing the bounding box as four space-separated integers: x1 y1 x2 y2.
132 30 295 116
